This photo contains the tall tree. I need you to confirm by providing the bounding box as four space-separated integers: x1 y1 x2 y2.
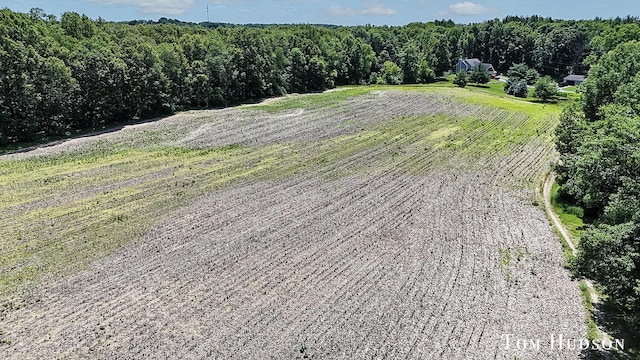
556 41 640 328
582 41 640 119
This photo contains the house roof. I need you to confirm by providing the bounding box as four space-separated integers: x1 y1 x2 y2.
461 58 482 67
459 58 496 73
482 63 496 72
564 74 586 82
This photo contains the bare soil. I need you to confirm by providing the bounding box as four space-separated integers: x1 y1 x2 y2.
0 89 585 359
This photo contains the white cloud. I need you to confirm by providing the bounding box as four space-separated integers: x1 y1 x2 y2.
447 2 489 16
211 0 318 3
328 0 396 17
328 5 357 17
360 1 397 15
88 0 196 15
210 0 250 3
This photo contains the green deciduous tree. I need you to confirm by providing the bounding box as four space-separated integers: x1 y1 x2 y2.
453 70 468 88
157 43 188 111
187 60 213 108
534 76 558 102
582 41 640 119
380 61 403 85
60 12 96 39
556 40 640 328
289 47 307 92
469 64 490 85
506 63 539 85
504 63 538 98
33 56 75 134
338 34 375 85
554 102 588 155
400 42 420 84
417 60 436 84
571 222 640 318
559 107 640 210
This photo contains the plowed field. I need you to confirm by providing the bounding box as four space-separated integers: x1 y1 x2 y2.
0 87 586 359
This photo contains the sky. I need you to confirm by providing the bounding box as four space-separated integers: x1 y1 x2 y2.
5 0 640 26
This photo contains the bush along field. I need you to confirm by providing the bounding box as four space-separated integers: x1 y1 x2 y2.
0 85 589 359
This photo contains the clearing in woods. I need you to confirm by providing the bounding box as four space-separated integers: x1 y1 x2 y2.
0 86 585 359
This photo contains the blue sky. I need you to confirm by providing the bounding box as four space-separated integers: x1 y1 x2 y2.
6 0 640 25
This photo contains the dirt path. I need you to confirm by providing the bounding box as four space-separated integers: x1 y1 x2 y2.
543 172 606 345
543 173 577 255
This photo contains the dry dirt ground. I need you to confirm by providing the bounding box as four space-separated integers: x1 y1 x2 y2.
0 89 586 359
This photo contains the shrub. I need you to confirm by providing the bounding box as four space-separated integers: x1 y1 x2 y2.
506 79 529 98
565 205 585 218
453 71 468 88
534 76 558 102
469 64 490 85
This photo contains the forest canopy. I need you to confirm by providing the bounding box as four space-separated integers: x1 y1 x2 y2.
556 41 640 327
1 8 640 145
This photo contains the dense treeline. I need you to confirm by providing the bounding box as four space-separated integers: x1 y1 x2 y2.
556 41 640 328
1 8 640 145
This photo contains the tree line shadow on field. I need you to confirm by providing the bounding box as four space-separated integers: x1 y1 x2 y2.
574 302 638 360
592 302 640 360
553 189 639 360
466 83 568 104
574 308 640 360
0 115 172 156
0 93 308 156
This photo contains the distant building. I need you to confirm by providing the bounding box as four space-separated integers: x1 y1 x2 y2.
563 74 586 86
456 58 498 78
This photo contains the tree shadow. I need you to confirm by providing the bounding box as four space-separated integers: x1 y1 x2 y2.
0 92 302 156
0 115 175 156
571 296 640 359
592 301 639 359
529 99 560 104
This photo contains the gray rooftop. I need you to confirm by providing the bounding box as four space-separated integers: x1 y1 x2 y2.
564 74 586 81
